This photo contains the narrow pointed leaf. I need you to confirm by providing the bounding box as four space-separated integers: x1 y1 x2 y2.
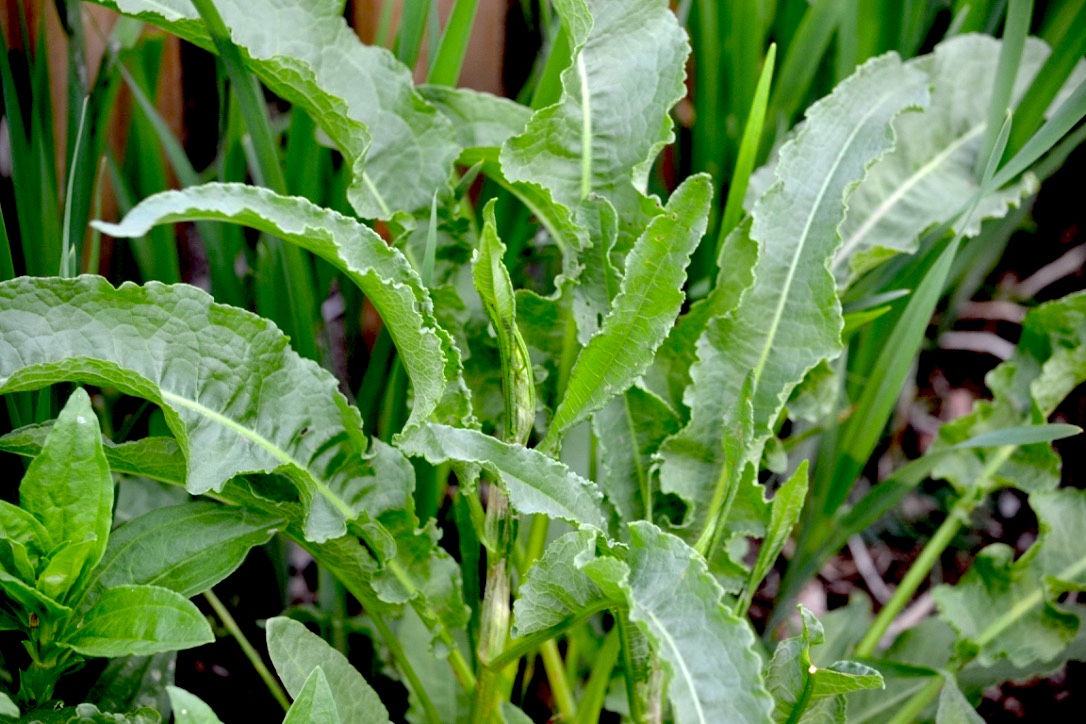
543 175 712 450
62 584 213 658
87 0 457 218
659 53 928 521
91 183 461 430
936 676 983 724
266 616 390 724
398 424 607 530
740 461 808 614
283 667 341 724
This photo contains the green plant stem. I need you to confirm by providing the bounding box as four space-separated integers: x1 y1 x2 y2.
576 627 621 724
784 667 817 724
886 675 945 724
204 589 291 712
370 612 442 724
540 638 577 720
855 444 1014 656
617 610 646 724
854 506 966 657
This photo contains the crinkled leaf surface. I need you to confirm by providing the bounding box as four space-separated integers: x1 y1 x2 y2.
266 616 390 724
623 522 773 723
20 388 112 575
0 275 407 544
934 488 1086 667
543 175 711 450
658 53 928 523
88 0 456 218
500 0 688 242
92 183 461 430
399 424 605 529
834 35 1049 284
62 584 213 658
419 86 532 151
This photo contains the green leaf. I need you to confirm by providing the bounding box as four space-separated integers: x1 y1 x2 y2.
658 53 928 522
283 667 341 724
167 686 223 724
0 275 408 544
91 183 462 431
20 388 112 574
622 522 773 723
0 693 15 718
934 487 1086 667
499 0 689 242
593 387 679 523
37 539 99 604
739 461 808 615
542 174 712 450
80 502 282 607
0 570 70 625
398 424 607 530
511 529 623 639
87 0 456 219
419 86 532 150
266 616 390 724
62 584 213 658
89 653 175 719
835 35 1050 284
767 606 883 723
935 676 983 724
0 499 52 560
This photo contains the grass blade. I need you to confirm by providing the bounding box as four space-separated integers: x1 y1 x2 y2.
427 0 480 86
975 0 1032 176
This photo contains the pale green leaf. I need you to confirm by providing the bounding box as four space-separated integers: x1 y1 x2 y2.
20 388 112 572
62 584 213 658
836 35 1050 284
419 86 532 150
934 487 1086 667
543 174 712 450
499 0 688 242
936 676 983 724
658 53 928 523
398 424 607 530
91 183 459 431
0 693 16 717
283 667 341 724
266 616 390 724
167 687 223 724
88 0 456 219
0 275 406 544
80 502 282 608
623 522 773 723
511 529 623 638
0 499 52 559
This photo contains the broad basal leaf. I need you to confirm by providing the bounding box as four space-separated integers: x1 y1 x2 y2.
419 86 532 151
266 616 390 724
89 0 457 219
658 53 928 523
62 585 213 658
19 388 113 582
500 0 689 244
542 175 711 450
398 424 607 530
92 183 463 430
0 275 406 544
834 35 1050 284
767 606 883 723
934 487 1086 667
